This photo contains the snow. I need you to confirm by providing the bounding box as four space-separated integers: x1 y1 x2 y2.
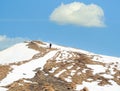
105 62 120 74
38 41 120 63
0 50 57 86
76 80 120 91
0 41 120 91
43 42 120 65
55 69 66 77
87 64 106 75
49 67 59 73
56 51 70 61
23 80 37 84
70 70 76 76
107 64 116 74
93 55 120 63
87 78 93 81
77 72 81 75
100 74 113 79
35 42 47 48
67 65 73 69
50 43 92 54
117 76 120 79
82 69 88 73
0 87 8 91
0 43 39 64
64 76 72 82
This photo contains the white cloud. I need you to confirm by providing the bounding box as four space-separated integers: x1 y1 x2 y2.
0 35 27 51
50 2 105 27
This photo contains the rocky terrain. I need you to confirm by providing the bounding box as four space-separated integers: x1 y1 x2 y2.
0 40 120 91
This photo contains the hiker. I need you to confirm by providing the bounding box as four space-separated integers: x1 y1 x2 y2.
49 43 52 48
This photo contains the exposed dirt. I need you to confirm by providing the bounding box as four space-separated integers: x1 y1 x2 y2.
0 41 120 91
113 70 120 85
0 65 11 81
31 70 76 91
5 70 76 91
27 41 56 52
5 79 31 91
27 41 57 58
43 50 120 88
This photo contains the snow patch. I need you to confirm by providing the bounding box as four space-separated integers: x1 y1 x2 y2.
67 65 73 69
0 87 8 91
70 70 76 76
94 55 120 63
64 76 72 82
0 43 39 64
0 51 57 86
100 74 113 79
76 80 120 91
51 44 92 55
49 67 59 73
87 64 106 74
55 69 66 77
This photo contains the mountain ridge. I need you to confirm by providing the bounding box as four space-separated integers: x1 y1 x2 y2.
0 40 120 91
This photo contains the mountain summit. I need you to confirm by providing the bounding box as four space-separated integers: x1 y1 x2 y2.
0 41 120 91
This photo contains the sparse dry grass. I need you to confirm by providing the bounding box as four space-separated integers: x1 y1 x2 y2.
0 65 11 81
43 50 120 88
113 70 120 85
5 79 31 91
1 41 119 91
27 41 47 52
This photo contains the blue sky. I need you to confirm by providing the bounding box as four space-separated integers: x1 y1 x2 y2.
0 0 120 57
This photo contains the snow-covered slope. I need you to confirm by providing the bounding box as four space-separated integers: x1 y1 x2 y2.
0 41 120 91
0 43 39 64
0 51 57 86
